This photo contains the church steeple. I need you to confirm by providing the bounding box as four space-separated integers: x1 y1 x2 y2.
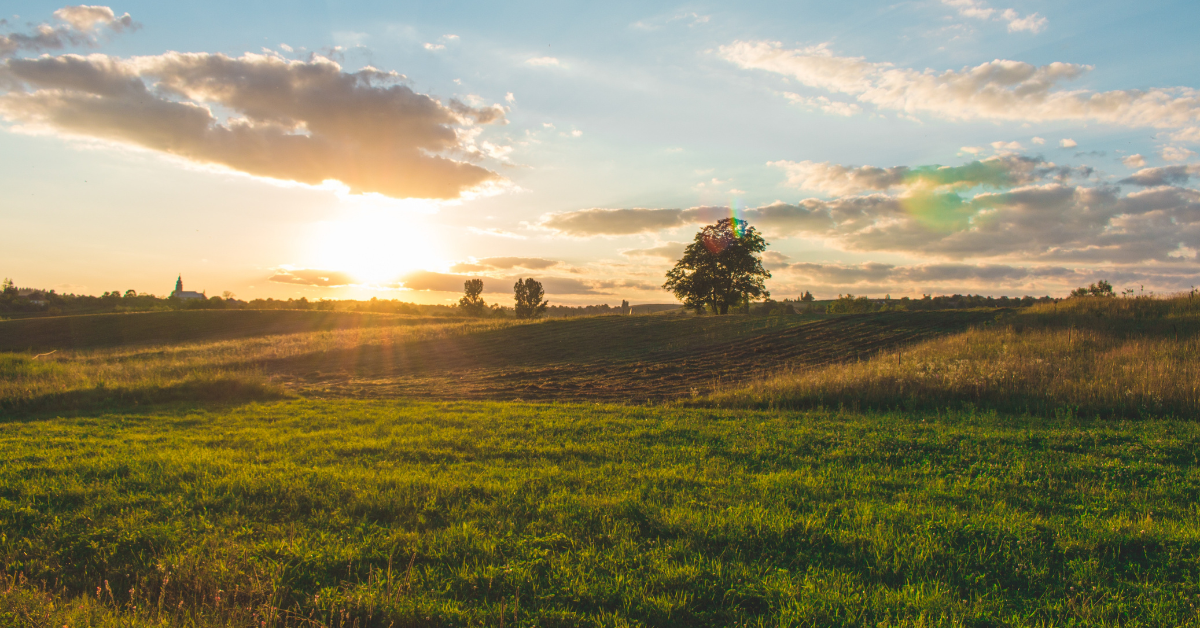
175 275 183 294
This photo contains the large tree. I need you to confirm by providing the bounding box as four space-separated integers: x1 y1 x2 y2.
459 279 486 316
663 218 770 315
513 277 548 319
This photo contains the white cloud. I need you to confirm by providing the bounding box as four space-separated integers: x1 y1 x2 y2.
1122 154 1147 168
1060 138 1077 148
781 92 861 116
468 226 526 239
423 43 444 51
542 156 1200 270
1119 164 1200 186
540 207 688 236
0 52 507 199
1032 136 1045 145
960 146 985 155
1161 146 1197 162
0 4 137 57
1000 8 1048 33
943 0 1047 34
991 140 1023 151
631 11 711 31
525 56 561 67
720 42 1200 139
621 242 686 260
505 92 515 103
52 5 135 33
770 154 1077 196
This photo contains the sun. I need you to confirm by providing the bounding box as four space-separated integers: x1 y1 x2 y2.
308 203 445 285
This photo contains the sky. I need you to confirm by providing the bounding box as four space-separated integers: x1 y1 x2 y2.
2 1 1199 305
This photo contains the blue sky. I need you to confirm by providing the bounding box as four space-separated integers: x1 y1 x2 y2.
2 1 1198 303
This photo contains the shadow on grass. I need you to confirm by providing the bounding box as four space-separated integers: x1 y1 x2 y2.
686 393 1190 421
0 376 290 422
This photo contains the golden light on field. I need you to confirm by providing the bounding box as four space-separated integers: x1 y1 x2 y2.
308 201 445 285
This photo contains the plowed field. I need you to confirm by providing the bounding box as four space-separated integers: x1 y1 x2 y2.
269 310 999 401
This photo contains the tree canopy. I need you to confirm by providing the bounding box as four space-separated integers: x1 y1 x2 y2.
1070 280 1115 298
459 278 486 316
513 278 548 319
663 218 770 314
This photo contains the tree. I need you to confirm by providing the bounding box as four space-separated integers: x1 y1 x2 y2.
459 279 487 316
800 291 815 302
1070 280 1115 298
663 218 770 314
513 278 547 319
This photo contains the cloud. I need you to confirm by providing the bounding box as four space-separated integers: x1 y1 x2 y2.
760 250 792 270
525 56 561 67
0 52 508 199
1122 154 1147 168
539 207 689 236
0 4 137 57
621 242 686 260
1119 165 1200 187
1161 146 1197 162
999 8 1048 33
770 154 1080 196
468 226 526 239
540 160 1200 268
398 270 622 296
449 257 560 272
774 260 1200 295
631 11 711 31
423 43 444 51
269 268 357 287
758 184 1200 265
1031 137 1045 145
781 93 861 116
991 140 1023 151
784 261 1067 285
1060 138 1077 148
54 6 136 33
942 0 1047 33
720 42 1200 138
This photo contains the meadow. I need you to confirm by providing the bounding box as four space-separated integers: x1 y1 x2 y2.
2 296 1199 626
5 401 1200 627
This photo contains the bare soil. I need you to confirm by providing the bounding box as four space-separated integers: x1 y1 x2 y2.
268 311 999 402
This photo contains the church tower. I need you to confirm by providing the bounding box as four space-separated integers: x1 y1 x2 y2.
174 275 183 296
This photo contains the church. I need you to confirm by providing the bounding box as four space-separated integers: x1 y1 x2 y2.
170 275 206 300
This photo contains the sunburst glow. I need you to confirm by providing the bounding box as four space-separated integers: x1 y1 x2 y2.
308 201 445 285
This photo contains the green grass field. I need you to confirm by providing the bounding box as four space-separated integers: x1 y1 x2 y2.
2 297 1199 626
5 400 1200 627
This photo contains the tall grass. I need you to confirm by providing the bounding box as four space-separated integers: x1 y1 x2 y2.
704 295 1200 418
0 318 528 413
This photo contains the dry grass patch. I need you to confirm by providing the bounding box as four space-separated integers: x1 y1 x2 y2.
704 295 1200 418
